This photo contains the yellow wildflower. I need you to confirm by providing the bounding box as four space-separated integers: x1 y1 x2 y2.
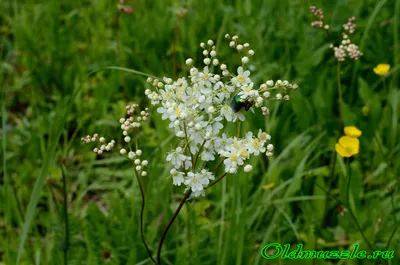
344 126 362 138
373 64 390 77
335 136 360 157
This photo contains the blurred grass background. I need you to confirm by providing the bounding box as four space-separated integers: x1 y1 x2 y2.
1 0 399 264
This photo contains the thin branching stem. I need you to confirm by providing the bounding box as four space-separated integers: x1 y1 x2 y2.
157 190 192 264
133 166 157 264
314 182 387 265
194 140 207 168
212 159 226 174
207 173 228 189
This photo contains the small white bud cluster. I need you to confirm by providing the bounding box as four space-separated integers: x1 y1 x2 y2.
310 7 362 62
330 34 362 61
119 148 148 176
199 40 218 66
255 79 298 103
81 133 116 155
225 34 255 66
309 6 326 28
120 104 150 138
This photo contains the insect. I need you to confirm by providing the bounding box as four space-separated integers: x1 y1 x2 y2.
230 94 254 112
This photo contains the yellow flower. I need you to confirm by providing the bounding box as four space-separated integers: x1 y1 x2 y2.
335 136 360 157
373 64 390 76
344 126 362 138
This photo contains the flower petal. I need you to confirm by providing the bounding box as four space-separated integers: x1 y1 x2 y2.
338 136 359 156
373 64 390 76
344 126 362 138
335 143 351 157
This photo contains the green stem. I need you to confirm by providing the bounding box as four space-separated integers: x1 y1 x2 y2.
346 159 351 206
337 62 343 132
133 166 156 264
185 205 192 265
157 190 192 264
314 182 385 263
61 166 69 265
207 173 228 189
385 190 399 249
194 140 207 169
322 62 344 227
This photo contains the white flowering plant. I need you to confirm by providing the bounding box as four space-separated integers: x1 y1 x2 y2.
82 34 298 264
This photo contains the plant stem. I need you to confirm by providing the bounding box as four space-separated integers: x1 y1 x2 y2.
314 182 383 261
194 140 207 168
207 173 228 189
157 190 192 264
185 205 192 265
212 159 226 174
236 121 241 138
61 166 69 265
322 62 344 227
385 190 399 249
133 167 156 264
337 62 343 131
346 159 351 205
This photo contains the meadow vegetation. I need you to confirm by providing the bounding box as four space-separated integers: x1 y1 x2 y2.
1 0 399 264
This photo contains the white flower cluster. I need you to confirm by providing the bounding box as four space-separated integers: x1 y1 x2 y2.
81 133 116 155
330 16 362 61
146 35 297 197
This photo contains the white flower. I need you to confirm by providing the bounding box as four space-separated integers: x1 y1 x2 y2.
184 169 215 197
141 36 296 196
231 67 251 88
247 137 265 155
166 147 187 169
221 146 243 173
170 169 185 186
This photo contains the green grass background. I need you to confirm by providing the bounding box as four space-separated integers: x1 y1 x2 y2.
1 0 399 264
